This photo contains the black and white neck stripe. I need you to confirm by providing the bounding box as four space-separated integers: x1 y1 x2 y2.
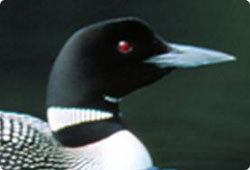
47 107 124 147
47 107 115 132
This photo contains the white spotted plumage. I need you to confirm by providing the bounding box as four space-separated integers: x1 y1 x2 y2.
0 110 153 170
0 111 70 170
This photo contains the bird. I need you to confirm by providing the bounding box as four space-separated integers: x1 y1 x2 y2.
0 17 235 170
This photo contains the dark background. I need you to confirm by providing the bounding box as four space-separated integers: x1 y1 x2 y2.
0 0 250 170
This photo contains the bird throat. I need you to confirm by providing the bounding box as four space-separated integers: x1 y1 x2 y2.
47 107 124 147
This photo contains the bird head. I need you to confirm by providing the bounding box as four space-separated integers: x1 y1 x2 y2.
47 17 235 110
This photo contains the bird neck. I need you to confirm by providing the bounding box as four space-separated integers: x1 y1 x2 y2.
47 98 124 147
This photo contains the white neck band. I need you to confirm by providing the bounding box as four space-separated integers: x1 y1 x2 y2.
47 107 114 132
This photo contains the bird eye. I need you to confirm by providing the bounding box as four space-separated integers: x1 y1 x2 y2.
117 40 133 54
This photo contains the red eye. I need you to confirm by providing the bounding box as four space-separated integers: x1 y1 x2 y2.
117 40 133 54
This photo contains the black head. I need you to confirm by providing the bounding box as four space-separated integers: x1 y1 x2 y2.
47 17 235 111
47 17 171 109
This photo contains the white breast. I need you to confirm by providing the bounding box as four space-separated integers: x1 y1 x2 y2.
63 130 153 170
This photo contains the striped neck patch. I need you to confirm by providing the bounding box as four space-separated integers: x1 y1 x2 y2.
47 107 114 132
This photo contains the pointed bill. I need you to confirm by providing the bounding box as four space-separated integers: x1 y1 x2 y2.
145 43 236 69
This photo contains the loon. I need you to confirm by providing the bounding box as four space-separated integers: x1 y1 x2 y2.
0 17 235 170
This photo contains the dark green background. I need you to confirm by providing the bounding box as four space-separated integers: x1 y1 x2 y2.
0 0 249 170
